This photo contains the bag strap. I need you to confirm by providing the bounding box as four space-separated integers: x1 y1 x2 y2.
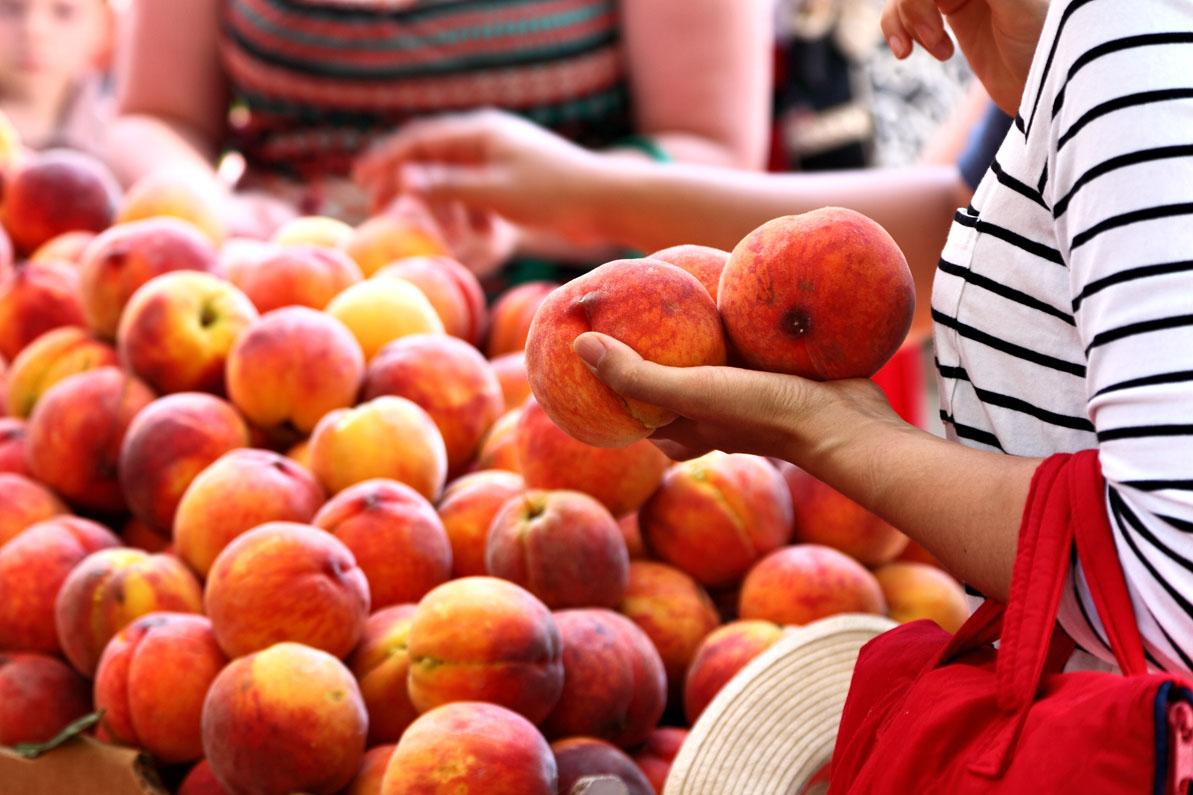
995 453 1078 714
1068 449 1148 676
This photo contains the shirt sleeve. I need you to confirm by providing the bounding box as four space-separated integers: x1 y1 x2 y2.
1042 0 1193 673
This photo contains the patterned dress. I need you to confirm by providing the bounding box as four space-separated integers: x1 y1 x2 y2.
219 0 633 219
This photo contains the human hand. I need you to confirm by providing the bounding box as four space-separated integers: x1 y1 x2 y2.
880 0 1048 114
353 109 605 245
221 189 299 240
572 332 902 463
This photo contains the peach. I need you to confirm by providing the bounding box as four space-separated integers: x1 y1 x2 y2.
347 744 397 795
342 212 449 277
738 544 887 626
54 547 204 676
325 276 445 360
639 452 794 588
119 392 250 533
381 702 556 795
117 271 259 395
286 437 312 469
0 148 119 254
201 642 368 795
873 562 968 632
347 605 419 745
683 619 783 724
312 478 452 608
525 259 726 448
26 367 155 512
0 472 68 546
477 407 522 473
173 448 325 577
540 609 666 748
647 243 729 302
362 334 503 475
718 208 914 379
617 512 647 560
116 169 226 246
217 237 278 284
120 516 170 553
375 255 487 345
490 351 531 411
177 760 229 795
93 612 228 763
517 397 669 518
0 516 120 652
781 461 909 567
406 577 563 722
3 325 118 418
0 417 28 475
228 244 362 314
486 489 629 609
0 226 10 278
0 110 18 170
29 230 95 266
553 737 655 795
0 652 92 745
78 217 220 340
616 561 721 707
309 395 447 501
225 306 364 440
437 469 525 579
632 728 688 793
0 261 86 361
271 215 354 248
204 521 370 659
898 538 944 568
485 280 556 358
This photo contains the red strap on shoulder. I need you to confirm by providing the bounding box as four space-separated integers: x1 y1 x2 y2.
1068 449 1148 676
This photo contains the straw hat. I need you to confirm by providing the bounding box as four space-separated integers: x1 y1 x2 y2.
663 613 896 795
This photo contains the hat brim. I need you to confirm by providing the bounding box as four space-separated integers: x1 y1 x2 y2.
663 613 896 795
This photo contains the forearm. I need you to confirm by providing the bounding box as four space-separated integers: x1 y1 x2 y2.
104 114 220 187
781 399 1040 602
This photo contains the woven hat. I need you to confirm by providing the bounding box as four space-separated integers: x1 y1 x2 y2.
663 613 896 795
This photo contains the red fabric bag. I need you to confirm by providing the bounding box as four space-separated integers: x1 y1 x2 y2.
827 450 1193 794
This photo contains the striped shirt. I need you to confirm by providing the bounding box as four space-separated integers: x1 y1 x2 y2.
220 0 632 183
933 0 1193 673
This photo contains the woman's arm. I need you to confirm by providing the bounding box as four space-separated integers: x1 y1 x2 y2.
571 333 1037 602
355 111 959 334
104 0 228 186
618 0 773 169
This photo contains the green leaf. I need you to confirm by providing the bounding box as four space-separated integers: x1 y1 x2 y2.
5 709 104 759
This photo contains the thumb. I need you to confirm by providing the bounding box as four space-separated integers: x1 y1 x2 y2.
573 332 710 416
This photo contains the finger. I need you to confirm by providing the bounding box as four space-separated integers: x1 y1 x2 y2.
895 0 955 60
570 331 706 410
647 435 710 462
399 163 516 218
879 0 914 58
354 112 495 182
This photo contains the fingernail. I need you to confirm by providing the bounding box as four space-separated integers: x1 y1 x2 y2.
573 334 606 368
888 33 910 58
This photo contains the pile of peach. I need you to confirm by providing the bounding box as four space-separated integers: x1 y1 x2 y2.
0 141 965 795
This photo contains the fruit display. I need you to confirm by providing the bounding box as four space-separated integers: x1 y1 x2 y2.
0 150 968 795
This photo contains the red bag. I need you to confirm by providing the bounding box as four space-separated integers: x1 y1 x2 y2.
828 450 1193 794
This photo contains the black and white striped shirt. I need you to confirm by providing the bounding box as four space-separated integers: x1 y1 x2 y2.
933 0 1193 673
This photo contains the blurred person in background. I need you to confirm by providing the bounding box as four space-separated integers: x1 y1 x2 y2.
103 0 773 270
0 0 115 155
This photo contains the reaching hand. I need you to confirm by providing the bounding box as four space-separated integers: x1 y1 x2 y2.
353 109 604 244
880 0 1049 115
572 332 903 463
